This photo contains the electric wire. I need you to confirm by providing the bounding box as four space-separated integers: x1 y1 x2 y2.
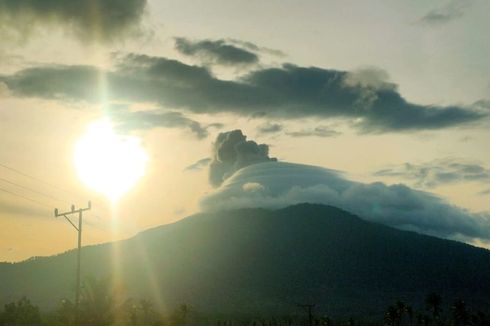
0 161 105 207
0 162 68 192
0 185 108 231
0 177 69 204
0 186 52 209
0 162 112 232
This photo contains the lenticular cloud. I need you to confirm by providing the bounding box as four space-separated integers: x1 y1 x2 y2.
201 161 490 245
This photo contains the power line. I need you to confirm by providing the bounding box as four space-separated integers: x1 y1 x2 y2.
0 162 73 195
0 177 69 205
0 161 105 207
0 162 112 234
1 183 107 232
0 183 108 232
0 161 110 238
0 187 52 209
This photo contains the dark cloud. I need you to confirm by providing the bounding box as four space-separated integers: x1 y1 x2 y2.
257 122 283 134
209 130 277 187
184 158 212 172
207 122 225 130
1 54 486 132
374 159 490 188
107 106 211 139
201 161 490 244
0 0 148 42
175 37 259 66
286 125 341 138
226 38 286 57
1 64 100 100
419 0 473 26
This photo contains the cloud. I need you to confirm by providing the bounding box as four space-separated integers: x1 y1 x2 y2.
0 0 148 42
374 159 490 188
343 67 394 90
419 0 473 26
286 125 341 138
479 189 490 196
257 122 283 134
175 37 259 66
184 158 212 172
242 182 265 192
1 54 486 132
0 81 10 97
1 64 102 100
474 100 490 110
209 130 277 187
107 106 212 139
226 38 286 57
201 161 490 243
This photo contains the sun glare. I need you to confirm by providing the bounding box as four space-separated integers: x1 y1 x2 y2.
74 119 148 202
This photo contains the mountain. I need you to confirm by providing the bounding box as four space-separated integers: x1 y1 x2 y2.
1 204 490 317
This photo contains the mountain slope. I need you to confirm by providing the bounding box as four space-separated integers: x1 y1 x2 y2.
1 204 490 316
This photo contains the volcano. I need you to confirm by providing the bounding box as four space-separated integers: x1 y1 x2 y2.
1 203 489 317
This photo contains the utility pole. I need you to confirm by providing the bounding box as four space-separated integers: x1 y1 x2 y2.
297 303 315 326
54 201 91 309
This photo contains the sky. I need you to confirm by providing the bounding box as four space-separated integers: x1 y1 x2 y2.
1 0 490 262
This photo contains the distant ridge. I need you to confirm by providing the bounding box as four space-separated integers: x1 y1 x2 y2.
1 203 489 317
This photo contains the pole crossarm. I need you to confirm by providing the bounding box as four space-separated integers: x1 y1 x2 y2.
54 206 91 217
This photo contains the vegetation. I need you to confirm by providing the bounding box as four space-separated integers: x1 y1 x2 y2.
0 282 489 326
0 297 42 325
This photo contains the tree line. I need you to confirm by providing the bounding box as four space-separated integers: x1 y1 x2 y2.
0 278 489 325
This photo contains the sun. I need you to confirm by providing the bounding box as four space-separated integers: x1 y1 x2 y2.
74 119 148 202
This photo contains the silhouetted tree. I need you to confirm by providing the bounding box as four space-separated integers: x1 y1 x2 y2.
125 298 164 326
77 276 125 326
385 305 401 326
0 297 42 326
425 293 442 322
53 298 76 325
169 304 190 326
348 317 356 326
406 305 414 326
471 310 489 326
451 299 468 326
416 312 431 326
395 301 407 325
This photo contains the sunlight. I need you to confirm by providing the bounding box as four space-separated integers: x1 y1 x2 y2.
74 118 148 202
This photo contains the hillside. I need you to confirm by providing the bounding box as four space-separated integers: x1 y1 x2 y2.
1 204 490 317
